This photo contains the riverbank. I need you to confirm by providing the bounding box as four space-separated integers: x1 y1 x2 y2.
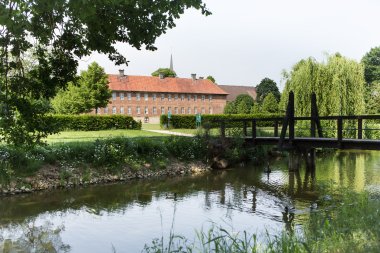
1 159 210 195
0 135 212 196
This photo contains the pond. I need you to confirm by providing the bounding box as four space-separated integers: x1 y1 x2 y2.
0 150 379 252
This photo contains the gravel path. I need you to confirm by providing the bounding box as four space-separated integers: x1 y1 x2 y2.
143 129 195 137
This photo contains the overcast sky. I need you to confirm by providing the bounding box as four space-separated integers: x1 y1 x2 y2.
78 0 380 90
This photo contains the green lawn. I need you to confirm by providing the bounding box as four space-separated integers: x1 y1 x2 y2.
46 129 168 144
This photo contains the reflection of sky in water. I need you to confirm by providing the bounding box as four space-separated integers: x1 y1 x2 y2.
0 151 379 252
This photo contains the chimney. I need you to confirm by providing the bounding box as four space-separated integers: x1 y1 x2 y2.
191 73 196 81
119 69 125 77
199 76 204 79
159 73 165 79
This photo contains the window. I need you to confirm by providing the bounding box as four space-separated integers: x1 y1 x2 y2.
161 94 165 101
209 107 213 114
188 107 191 114
104 107 109 114
174 94 178 100
120 93 125 100
112 106 117 114
144 93 148 101
201 107 205 114
137 106 141 115
127 93 132 101
136 93 140 101
181 94 185 101
168 107 171 113
194 95 197 101
128 107 132 115
181 107 185 114
187 94 191 101
120 106 125 114
153 107 157 115
153 94 157 101
174 107 178 114
161 107 165 115
201 95 205 101
194 107 198 114
168 94 172 101
144 106 148 115
209 95 213 101
112 92 117 100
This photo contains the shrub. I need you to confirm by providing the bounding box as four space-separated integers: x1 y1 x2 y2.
160 114 283 129
50 115 141 131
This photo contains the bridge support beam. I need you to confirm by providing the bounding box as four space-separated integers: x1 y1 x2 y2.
305 148 316 172
288 150 301 171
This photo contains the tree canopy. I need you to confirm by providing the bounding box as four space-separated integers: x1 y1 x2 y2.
151 68 177 78
51 62 111 114
280 54 365 136
0 0 210 145
361 46 380 85
256 78 280 102
223 94 254 114
206 75 216 83
261 93 278 113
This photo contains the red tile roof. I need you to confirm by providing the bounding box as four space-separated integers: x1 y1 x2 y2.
219 85 257 102
108 75 229 95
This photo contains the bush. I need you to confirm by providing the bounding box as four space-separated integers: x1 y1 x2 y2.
160 114 283 129
51 115 141 131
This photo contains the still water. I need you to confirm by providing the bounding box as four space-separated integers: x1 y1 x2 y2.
0 150 379 252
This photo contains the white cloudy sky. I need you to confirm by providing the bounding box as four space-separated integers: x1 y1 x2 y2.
78 0 380 90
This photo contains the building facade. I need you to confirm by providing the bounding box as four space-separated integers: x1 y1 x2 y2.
218 85 257 102
95 71 228 123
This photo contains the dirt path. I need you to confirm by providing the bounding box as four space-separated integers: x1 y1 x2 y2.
142 129 195 137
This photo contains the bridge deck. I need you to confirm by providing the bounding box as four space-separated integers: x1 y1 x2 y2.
244 137 380 150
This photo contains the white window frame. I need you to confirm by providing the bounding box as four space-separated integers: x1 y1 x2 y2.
120 106 125 114
112 106 117 114
194 95 197 101
161 107 165 115
112 92 117 100
144 106 148 115
137 106 141 115
153 107 157 115
127 93 132 101
161 94 165 101
144 93 149 101
168 94 172 101
153 93 157 101
136 93 141 101
201 95 205 101
188 107 191 114
127 107 132 115
209 95 213 101
120 92 125 100
104 107 109 114
181 107 185 114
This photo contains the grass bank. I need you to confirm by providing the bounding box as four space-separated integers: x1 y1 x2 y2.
142 185 380 253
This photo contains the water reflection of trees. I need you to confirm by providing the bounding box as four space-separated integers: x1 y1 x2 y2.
0 221 70 253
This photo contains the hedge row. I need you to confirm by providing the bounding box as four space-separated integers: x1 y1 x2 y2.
160 114 283 129
51 115 142 131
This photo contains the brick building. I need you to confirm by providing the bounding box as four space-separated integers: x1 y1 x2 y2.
95 70 228 123
218 85 257 102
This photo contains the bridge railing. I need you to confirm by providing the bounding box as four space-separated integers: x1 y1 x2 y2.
213 115 380 141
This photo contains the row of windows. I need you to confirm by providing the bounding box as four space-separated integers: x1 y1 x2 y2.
112 92 213 102
102 106 213 115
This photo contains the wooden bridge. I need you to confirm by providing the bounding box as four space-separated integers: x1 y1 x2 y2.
215 92 380 151
214 91 380 170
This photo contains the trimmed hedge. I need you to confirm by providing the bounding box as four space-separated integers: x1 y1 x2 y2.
51 115 142 131
160 114 283 129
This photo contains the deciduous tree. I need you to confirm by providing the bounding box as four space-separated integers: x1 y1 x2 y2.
261 93 278 113
256 78 280 102
151 68 177 77
0 0 210 145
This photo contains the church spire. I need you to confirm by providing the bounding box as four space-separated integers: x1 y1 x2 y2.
170 54 174 71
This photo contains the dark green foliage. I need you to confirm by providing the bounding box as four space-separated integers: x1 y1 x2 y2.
361 46 380 85
261 93 279 113
151 68 177 77
0 0 210 145
223 94 254 114
51 62 111 115
256 78 281 102
223 102 237 114
52 115 141 131
160 113 283 129
206 75 216 83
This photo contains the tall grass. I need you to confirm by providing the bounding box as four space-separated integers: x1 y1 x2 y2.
142 186 380 253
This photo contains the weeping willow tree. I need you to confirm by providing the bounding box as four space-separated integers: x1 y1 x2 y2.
280 54 365 137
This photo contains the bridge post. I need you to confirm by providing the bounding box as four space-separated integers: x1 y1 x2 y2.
305 148 316 172
243 120 248 137
252 119 257 144
288 150 300 171
337 117 343 142
288 92 295 143
311 93 317 137
220 121 226 138
274 120 278 137
358 118 363 139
